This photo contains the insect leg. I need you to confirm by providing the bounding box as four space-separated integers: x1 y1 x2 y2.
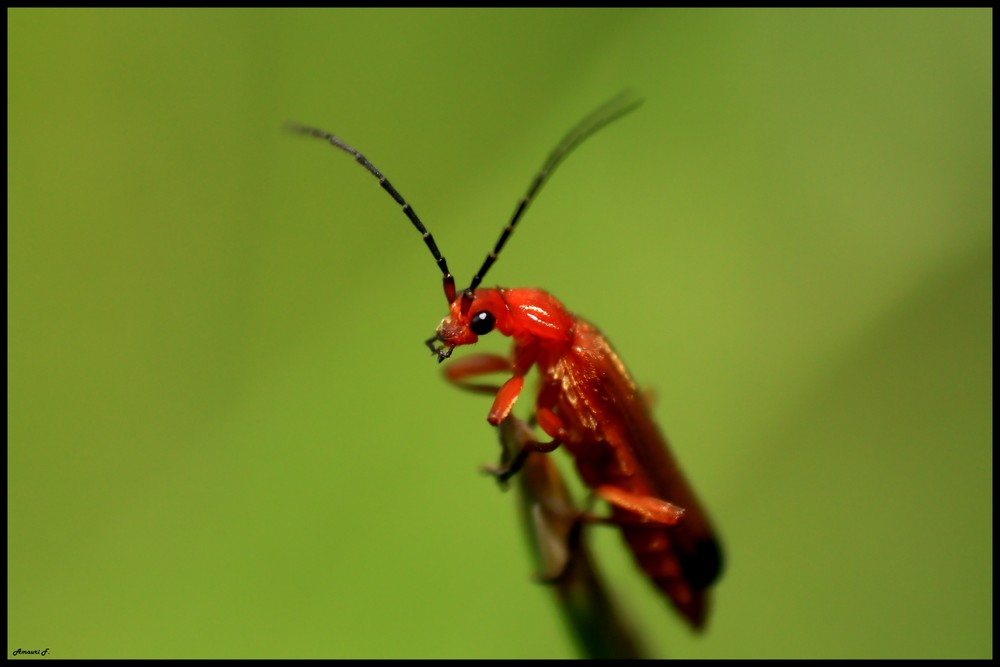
442 353 513 395
592 485 686 526
483 386 565 484
535 407 567 441
487 375 525 425
482 431 560 486
446 364 528 427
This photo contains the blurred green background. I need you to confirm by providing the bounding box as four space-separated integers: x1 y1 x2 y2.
8 8 991 659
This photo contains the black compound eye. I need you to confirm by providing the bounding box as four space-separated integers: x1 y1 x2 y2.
469 310 496 336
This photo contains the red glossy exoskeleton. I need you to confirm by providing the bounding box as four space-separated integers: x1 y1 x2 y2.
289 92 722 629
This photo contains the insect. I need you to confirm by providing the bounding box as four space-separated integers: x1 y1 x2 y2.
288 92 723 629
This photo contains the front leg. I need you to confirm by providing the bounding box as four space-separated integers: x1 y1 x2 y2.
443 353 512 395
443 345 559 484
445 356 528 427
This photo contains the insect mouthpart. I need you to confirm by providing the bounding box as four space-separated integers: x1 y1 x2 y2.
424 333 454 363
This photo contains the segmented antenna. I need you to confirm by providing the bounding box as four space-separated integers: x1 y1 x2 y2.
288 91 642 307
286 122 458 304
464 90 644 296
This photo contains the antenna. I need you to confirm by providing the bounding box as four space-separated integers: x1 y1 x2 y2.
464 90 644 296
286 122 458 304
287 90 643 307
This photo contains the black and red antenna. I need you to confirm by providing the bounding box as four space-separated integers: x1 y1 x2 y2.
287 90 643 355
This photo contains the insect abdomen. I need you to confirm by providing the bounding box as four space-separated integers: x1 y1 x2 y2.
542 322 718 630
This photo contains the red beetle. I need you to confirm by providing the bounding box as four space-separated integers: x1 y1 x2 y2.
290 92 722 629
